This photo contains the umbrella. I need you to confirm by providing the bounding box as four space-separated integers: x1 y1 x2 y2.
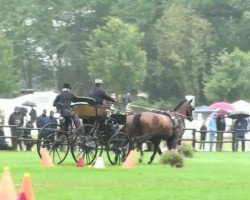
194 105 213 113
228 111 250 119
209 102 234 112
22 101 37 107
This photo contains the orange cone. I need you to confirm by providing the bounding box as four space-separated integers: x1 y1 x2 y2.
17 192 27 200
40 148 54 167
18 173 34 200
0 166 17 200
122 150 137 169
76 158 84 168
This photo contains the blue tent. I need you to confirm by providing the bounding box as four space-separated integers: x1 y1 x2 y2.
194 105 213 113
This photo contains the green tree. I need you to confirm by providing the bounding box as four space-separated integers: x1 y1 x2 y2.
204 49 250 102
86 17 147 93
0 33 20 97
153 5 214 102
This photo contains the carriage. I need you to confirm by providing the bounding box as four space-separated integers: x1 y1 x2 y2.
36 98 133 165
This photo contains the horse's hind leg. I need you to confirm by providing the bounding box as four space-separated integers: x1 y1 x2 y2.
148 138 161 164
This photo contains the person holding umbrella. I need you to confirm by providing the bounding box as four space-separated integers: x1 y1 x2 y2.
207 112 217 151
233 115 248 152
216 110 226 151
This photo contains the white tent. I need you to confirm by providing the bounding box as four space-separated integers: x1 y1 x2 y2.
232 100 250 113
0 91 59 145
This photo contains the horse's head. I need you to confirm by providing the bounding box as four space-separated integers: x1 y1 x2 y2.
186 99 194 121
174 99 194 121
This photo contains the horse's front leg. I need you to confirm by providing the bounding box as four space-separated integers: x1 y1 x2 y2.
148 138 161 164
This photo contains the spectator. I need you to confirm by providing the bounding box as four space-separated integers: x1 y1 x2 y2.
8 107 24 150
29 106 37 124
233 115 248 152
199 119 207 151
0 114 9 150
89 79 116 106
207 112 217 151
23 120 34 151
48 110 57 124
36 109 50 128
216 110 226 151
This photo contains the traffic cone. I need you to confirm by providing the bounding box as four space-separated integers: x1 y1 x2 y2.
0 166 17 200
17 192 27 200
18 173 34 200
76 157 84 168
40 148 54 167
93 157 105 169
122 150 136 169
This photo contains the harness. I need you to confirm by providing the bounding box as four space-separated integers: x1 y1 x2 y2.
153 110 185 130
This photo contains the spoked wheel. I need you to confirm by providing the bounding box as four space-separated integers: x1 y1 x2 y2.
37 123 70 164
107 132 132 165
71 124 98 165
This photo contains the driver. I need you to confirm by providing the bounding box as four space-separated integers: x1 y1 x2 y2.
53 83 82 130
89 79 116 106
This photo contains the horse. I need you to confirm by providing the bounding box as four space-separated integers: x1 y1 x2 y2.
121 99 194 164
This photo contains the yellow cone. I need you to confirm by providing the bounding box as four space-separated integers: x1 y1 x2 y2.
0 166 17 200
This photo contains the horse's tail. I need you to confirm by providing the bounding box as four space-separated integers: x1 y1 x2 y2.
129 114 142 138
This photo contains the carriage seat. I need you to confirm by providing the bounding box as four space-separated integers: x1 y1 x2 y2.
72 97 108 117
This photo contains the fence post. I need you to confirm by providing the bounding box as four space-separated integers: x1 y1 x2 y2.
192 129 196 149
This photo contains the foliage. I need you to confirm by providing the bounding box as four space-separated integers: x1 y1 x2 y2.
86 17 147 93
160 150 184 168
153 5 214 102
204 49 250 102
177 143 194 158
0 33 20 97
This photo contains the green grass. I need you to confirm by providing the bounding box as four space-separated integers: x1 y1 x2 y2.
1 151 250 200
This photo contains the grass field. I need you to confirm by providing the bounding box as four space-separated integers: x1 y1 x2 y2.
1 151 250 200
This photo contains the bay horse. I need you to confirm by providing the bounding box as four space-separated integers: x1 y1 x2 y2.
121 99 194 164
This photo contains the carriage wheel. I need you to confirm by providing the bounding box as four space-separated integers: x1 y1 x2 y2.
107 132 132 165
71 124 98 165
37 123 70 164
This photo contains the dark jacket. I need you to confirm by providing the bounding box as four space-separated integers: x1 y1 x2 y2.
29 108 37 122
8 112 24 127
53 90 79 110
89 86 115 105
216 116 226 131
49 116 57 124
200 125 207 140
234 118 248 137
36 114 50 128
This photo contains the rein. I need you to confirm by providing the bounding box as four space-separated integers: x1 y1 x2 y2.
131 104 188 119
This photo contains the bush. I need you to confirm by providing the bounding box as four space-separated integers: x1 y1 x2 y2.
160 150 184 168
177 143 194 158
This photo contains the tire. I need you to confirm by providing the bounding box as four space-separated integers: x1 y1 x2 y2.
37 123 70 164
71 124 98 165
107 132 132 165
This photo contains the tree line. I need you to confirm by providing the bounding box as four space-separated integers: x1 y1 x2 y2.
0 0 250 106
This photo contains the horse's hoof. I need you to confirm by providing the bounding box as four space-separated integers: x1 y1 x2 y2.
148 161 152 164
138 158 143 163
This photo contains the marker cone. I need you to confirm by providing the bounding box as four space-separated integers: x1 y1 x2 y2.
40 148 54 167
0 166 17 200
18 173 34 200
122 150 136 169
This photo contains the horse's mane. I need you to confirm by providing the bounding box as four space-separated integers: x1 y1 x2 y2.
173 100 187 111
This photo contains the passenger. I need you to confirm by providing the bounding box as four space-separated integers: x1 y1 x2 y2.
53 83 83 130
89 79 116 106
